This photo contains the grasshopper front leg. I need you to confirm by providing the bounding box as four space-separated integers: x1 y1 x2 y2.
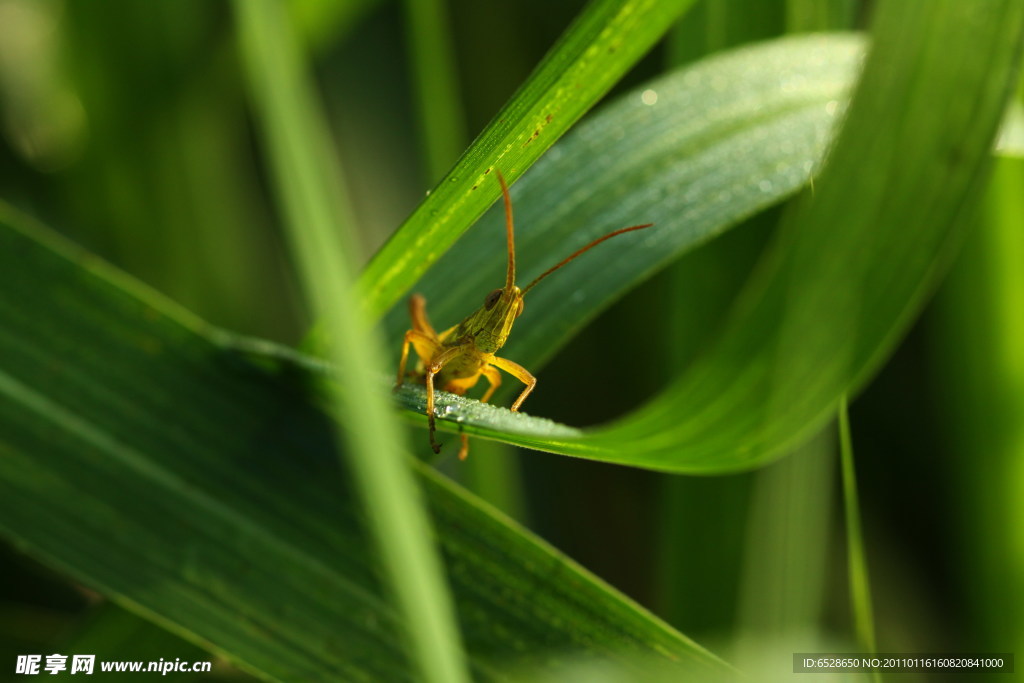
489 356 537 412
424 345 465 454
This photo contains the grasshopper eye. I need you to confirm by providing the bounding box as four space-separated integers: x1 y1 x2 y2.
516 299 524 317
484 288 502 310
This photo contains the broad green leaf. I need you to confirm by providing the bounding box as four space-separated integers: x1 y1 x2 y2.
602 0 1024 471
357 0 699 318
384 3 1024 473
0 206 726 680
57 606 216 682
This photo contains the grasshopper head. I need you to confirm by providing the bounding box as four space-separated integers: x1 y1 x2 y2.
462 284 524 354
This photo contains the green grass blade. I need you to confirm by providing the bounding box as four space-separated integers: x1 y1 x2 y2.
233 2 469 681
385 2 1024 473
0 206 727 681
838 397 878 661
737 428 834 635
733 427 834 667
403 0 467 182
356 0 699 320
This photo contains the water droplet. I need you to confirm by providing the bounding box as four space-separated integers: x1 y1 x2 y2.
640 89 658 106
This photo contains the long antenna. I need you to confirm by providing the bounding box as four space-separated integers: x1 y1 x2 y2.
521 223 653 295
496 170 516 291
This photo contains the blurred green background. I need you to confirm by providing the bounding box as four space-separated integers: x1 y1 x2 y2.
1 0 1021 680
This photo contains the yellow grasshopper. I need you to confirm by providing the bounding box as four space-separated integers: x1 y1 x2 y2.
396 170 652 459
